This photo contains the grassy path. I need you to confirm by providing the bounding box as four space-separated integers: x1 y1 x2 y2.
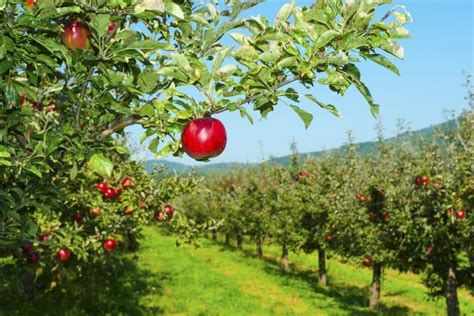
130 227 474 315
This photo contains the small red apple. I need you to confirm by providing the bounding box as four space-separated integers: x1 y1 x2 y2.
72 213 82 225
25 0 36 9
39 232 52 242
96 181 107 192
154 211 165 222
139 202 147 209
108 22 116 32
89 208 101 217
103 239 117 251
426 246 434 255
121 177 133 189
21 243 33 254
362 258 372 267
47 104 56 112
164 204 174 217
103 187 115 199
125 209 134 216
455 210 466 219
181 117 227 160
381 213 390 222
61 20 91 50
326 235 333 242
56 249 71 261
27 252 40 264
433 181 442 188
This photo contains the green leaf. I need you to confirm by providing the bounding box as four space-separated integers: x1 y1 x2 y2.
70 161 78 180
165 1 185 20
88 154 113 177
138 68 160 93
27 165 42 178
275 2 295 25
212 46 234 73
216 64 237 79
90 14 111 38
289 105 313 129
315 30 339 48
361 53 400 75
171 53 193 73
303 94 341 118
0 0 6 10
114 146 129 155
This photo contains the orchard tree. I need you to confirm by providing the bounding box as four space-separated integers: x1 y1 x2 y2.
0 0 410 308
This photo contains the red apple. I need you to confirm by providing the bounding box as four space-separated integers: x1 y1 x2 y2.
108 22 116 32
27 252 40 265
362 258 372 267
56 249 71 261
61 20 91 50
121 177 133 189
381 213 390 222
96 181 107 192
139 202 147 209
72 213 82 225
181 117 227 160
326 235 333 242
103 239 117 251
103 187 115 199
125 209 134 216
455 210 466 219
21 243 32 254
414 176 423 186
39 232 52 242
426 246 434 254
154 211 165 222
164 204 174 217
25 0 36 9
90 208 101 217
433 181 442 188
295 171 309 181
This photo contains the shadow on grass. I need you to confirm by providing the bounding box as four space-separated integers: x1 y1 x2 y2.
0 255 167 315
211 239 410 316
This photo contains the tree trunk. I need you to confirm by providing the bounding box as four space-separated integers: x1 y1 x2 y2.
318 249 328 286
236 232 243 250
281 242 289 271
445 265 460 316
22 269 35 303
256 237 263 258
369 263 382 311
225 233 230 245
212 230 217 241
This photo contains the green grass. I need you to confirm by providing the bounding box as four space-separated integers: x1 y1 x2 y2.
1 226 473 315
126 227 474 315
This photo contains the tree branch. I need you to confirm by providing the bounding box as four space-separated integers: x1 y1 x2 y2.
212 75 301 114
100 117 146 138
75 67 94 129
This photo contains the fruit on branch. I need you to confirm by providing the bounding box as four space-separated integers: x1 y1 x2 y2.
27 252 40 265
103 239 117 251
125 209 134 216
121 177 133 189
89 208 101 217
108 22 116 32
61 20 91 50
21 243 32 254
326 235 333 242
181 117 227 160
164 204 174 217
295 171 309 181
362 258 372 267
96 181 107 192
39 232 52 242
25 0 36 9
56 249 71 261
72 213 82 225
455 210 466 219
154 211 165 222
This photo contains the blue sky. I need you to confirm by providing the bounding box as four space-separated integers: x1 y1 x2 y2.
128 0 473 165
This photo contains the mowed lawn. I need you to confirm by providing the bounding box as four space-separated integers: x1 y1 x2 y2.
127 226 474 315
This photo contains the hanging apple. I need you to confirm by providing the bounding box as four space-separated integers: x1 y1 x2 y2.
181 117 227 160
61 20 91 50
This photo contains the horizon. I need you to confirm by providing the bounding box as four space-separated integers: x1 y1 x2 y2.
127 0 473 166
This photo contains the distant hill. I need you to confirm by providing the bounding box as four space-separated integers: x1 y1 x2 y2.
145 118 457 175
